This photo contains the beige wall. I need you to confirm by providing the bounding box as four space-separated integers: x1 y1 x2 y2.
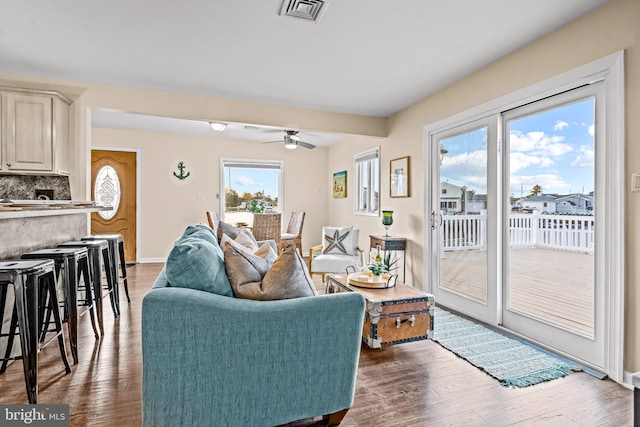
328 0 640 371
91 127 330 260
0 0 638 372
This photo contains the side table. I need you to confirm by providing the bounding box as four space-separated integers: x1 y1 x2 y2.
369 235 406 283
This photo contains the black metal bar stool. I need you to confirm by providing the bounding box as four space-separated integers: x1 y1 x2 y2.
83 234 130 304
21 247 99 364
0 260 71 403
57 240 113 335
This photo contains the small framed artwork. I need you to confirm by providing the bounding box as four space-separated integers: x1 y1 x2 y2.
390 156 410 198
333 171 347 198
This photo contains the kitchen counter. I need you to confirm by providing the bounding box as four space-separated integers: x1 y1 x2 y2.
0 205 112 260
0 205 111 219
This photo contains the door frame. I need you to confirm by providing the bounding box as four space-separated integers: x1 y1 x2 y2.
423 51 625 383
91 147 141 263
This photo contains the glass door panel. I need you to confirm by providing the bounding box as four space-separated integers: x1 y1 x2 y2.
439 127 488 303
502 83 604 369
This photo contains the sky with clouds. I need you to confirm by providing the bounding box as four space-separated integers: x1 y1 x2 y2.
225 167 279 199
441 97 595 197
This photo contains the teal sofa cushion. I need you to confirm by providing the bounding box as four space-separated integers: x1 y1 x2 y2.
165 230 233 297
182 224 218 247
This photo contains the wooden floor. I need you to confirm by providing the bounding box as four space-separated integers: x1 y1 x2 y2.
0 263 632 426
440 247 594 336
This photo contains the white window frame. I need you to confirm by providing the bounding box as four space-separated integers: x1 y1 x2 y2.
354 147 380 216
219 158 284 220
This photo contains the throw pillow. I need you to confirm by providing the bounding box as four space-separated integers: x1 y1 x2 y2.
182 223 218 246
322 226 357 255
165 234 233 297
224 244 316 300
217 220 258 246
221 229 259 252
223 239 275 298
261 245 317 300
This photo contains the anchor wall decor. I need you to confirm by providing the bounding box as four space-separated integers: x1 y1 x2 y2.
173 161 191 180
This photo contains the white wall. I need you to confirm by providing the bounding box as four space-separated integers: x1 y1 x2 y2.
91 127 329 261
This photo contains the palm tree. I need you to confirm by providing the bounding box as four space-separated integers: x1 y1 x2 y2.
530 184 542 197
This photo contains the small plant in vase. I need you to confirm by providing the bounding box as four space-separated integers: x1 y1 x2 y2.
368 261 388 278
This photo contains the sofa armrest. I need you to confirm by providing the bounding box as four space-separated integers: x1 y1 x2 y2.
142 288 365 427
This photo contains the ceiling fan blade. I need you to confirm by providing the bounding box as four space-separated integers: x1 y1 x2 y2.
297 140 316 149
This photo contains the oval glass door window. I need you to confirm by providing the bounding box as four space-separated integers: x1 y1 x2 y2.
94 165 121 220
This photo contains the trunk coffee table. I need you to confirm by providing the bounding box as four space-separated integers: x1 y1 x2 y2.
326 273 434 349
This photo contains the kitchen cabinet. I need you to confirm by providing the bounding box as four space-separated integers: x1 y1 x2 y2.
0 88 70 174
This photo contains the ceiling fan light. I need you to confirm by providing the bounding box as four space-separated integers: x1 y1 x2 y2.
210 122 227 132
285 141 297 149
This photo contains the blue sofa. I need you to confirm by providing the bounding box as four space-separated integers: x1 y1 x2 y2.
142 226 366 427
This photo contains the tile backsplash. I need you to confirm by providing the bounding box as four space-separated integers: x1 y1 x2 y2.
0 175 71 200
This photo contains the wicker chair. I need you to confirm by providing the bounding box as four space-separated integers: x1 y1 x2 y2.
280 211 305 254
206 211 219 232
252 213 281 249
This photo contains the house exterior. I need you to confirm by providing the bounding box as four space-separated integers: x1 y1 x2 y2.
556 193 594 214
516 194 559 213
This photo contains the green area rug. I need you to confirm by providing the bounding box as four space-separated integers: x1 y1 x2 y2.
433 307 576 388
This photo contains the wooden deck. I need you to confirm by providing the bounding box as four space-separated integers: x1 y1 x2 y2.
440 247 594 336
0 263 631 427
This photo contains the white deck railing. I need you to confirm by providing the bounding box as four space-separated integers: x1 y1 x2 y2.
442 212 594 254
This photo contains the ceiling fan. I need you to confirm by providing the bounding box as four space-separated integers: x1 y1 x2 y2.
268 130 316 150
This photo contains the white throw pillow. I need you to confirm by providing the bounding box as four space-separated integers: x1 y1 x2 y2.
322 226 357 256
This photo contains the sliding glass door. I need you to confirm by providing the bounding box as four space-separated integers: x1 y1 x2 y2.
501 83 604 369
427 83 606 370
429 117 498 324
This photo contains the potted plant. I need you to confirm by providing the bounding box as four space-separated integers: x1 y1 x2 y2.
249 200 265 214
368 261 388 281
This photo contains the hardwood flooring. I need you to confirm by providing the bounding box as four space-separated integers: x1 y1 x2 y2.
0 263 632 426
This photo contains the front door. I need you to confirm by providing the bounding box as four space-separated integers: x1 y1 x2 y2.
91 150 137 263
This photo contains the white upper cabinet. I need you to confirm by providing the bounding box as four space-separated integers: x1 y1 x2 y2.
0 88 70 174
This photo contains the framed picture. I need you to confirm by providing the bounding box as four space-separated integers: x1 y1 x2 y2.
390 156 410 198
333 171 347 198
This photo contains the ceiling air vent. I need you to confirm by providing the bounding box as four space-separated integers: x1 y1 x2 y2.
279 0 329 22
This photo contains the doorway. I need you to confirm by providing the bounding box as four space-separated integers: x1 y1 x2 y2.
91 150 137 264
428 83 608 372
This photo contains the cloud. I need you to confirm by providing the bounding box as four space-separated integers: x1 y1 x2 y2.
571 146 594 168
234 176 260 186
510 130 573 157
441 150 488 192
510 152 554 173
509 174 572 195
588 124 595 136
554 120 569 131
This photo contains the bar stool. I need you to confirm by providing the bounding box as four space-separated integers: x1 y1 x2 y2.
57 240 114 335
22 247 99 364
0 260 71 403
83 234 130 304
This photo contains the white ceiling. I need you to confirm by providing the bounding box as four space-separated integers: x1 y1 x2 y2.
0 0 610 142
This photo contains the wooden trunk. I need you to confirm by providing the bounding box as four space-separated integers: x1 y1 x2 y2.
326 274 434 349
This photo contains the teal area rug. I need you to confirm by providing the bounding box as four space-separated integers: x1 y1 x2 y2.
433 307 576 388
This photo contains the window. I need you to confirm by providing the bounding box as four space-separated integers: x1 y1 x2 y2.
220 158 283 226
94 165 120 220
354 147 380 215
